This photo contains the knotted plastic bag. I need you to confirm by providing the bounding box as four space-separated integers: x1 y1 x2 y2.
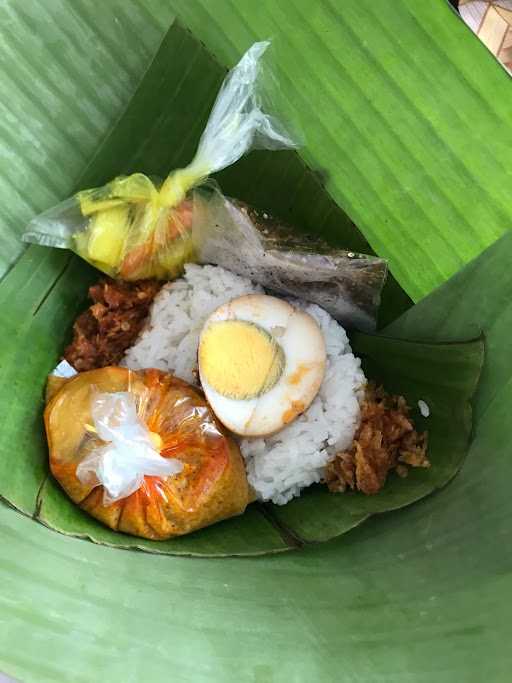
23 41 297 280
44 367 250 540
76 391 183 504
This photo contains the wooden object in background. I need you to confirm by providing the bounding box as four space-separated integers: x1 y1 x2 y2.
459 0 512 72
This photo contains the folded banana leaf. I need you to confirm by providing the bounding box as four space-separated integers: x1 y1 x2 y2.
1 229 510 682
1 1 512 681
0 1 491 557
0 241 483 555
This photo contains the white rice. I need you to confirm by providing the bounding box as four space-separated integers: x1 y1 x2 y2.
123 264 263 384
123 264 366 505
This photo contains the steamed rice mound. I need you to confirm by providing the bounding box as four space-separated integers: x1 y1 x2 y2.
123 264 366 504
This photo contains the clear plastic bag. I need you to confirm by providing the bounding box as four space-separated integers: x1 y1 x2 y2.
192 191 388 332
76 391 183 504
23 41 297 281
45 367 250 539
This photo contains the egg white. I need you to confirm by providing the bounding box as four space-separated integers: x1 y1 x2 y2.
198 294 326 437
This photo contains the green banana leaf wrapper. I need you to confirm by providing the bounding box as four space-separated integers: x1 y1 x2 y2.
2 2 512 681
2 9 484 556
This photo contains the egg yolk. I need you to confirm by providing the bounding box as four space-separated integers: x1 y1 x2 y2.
199 320 285 400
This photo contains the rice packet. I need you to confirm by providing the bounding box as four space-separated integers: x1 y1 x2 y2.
22 41 297 280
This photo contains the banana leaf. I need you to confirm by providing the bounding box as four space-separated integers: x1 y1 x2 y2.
1 0 512 681
172 0 512 303
0 0 175 280
0 242 483 555
0 17 482 556
1 225 510 683
35 333 483 555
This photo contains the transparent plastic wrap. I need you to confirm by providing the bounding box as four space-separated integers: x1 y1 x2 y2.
76 391 183 504
192 191 388 332
23 41 297 281
44 367 250 539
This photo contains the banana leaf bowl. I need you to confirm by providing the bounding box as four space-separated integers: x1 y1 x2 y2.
0 1 510 681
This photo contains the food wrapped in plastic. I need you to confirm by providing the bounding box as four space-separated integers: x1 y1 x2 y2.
23 41 297 281
44 367 250 539
192 191 387 332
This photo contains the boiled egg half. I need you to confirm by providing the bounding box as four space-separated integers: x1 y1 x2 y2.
198 294 326 437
